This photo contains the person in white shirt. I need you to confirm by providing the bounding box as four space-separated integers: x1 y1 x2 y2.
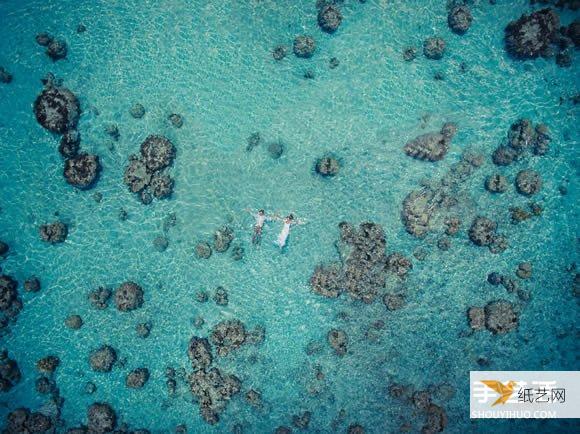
245 209 275 245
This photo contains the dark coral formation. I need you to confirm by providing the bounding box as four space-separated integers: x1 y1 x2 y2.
468 300 519 334
423 37 446 59
327 329 348 356
124 135 176 203
311 222 412 303
485 174 508 193
315 155 340 177
188 367 241 424
0 350 21 392
493 119 551 165
87 402 116 432
89 345 117 372
59 130 80 158
515 170 542 196
505 8 560 59
63 153 101 189
468 216 507 253
318 4 342 33
89 287 111 309
2 408 52 433
0 275 22 334
0 66 13 84
114 281 144 311
389 384 448 433
39 221 68 244
403 123 457 162
126 368 150 389
188 337 213 370
210 320 247 356
293 35 316 58
34 84 80 133
213 226 234 253
448 5 472 34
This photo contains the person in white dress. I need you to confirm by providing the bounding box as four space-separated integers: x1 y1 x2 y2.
276 214 304 248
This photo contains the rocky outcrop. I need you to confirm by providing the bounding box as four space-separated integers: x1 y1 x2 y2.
124 135 176 203
126 368 150 389
293 36 316 58
188 368 241 425
33 85 80 133
403 123 457 162
423 37 446 59
327 329 348 356
448 5 472 34
210 320 247 356
188 337 213 370
315 155 340 176
505 8 560 59
89 346 117 372
318 5 342 33
63 153 100 189
87 402 116 432
515 170 542 196
0 350 21 392
114 281 144 312
39 221 68 243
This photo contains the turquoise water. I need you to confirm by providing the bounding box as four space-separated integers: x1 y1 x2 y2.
0 0 578 432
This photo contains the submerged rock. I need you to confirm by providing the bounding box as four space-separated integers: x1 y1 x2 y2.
448 5 472 34
136 322 152 338
385 253 413 278
315 155 340 177
403 123 457 162
36 32 53 46
87 402 116 432
36 355 60 374
126 368 150 389
195 242 212 259
272 45 287 61
293 36 316 58
140 135 175 172
89 346 117 372
484 300 519 334
65 314 83 330
485 174 508 193
467 307 485 330
318 5 342 33
4 408 52 433
516 262 532 279
63 153 100 189
188 367 241 425
188 337 213 370
210 320 247 356
24 276 41 293
149 173 174 199
492 146 519 166
213 226 234 253
505 8 560 59
124 156 151 193
59 130 81 158
39 221 68 243
46 38 67 61
89 287 112 309
213 286 229 305
267 142 284 159
34 85 80 133
0 67 13 84
468 217 497 247
0 350 21 392
310 263 342 298
423 37 446 59
114 281 144 312
130 103 145 119
515 170 542 196
327 329 348 356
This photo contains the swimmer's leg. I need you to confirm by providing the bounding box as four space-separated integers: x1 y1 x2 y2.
252 227 262 245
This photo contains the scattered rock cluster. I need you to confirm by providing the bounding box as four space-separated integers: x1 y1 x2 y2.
0 350 21 392
492 119 551 166
468 300 519 334
35 32 68 61
388 383 449 433
505 8 575 67
311 222 412 303
468 216 508 254
402 152 482 238
124 135 176 203
0 275 22 334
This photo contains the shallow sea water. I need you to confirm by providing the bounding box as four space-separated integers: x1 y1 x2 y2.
0 0 579 432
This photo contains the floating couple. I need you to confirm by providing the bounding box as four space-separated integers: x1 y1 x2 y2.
244 209 305 248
